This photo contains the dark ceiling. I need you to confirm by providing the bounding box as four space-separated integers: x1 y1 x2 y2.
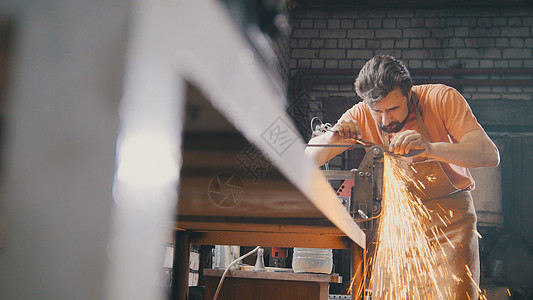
294 0 533 9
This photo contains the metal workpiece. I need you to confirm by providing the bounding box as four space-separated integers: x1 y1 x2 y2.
372 145 384 159
322 144 384 230
353 147 382 229
322 169 358 181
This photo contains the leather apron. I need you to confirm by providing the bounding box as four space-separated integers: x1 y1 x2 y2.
372 96 480 300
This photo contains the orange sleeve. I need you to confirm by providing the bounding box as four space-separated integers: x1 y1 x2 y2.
436 86 482 142
338 105 357 122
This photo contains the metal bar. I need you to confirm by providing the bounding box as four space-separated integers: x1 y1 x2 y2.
307 143 368 148
307 143 425 157
322 170 355 180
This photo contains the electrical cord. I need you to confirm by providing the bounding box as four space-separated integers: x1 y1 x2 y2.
354 211 382 223
212 246 260 300
310 116 333 138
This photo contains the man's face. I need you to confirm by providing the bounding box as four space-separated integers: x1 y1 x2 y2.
368 87 410 133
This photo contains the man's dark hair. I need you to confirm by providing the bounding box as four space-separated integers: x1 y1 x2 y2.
354 55 413 106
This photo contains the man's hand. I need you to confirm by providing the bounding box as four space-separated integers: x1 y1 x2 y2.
389 129 500 168
331 119 362 140
389 130 429 156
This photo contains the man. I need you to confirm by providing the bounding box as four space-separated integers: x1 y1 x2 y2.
305 55 500 299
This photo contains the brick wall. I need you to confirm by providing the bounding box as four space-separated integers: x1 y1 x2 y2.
273 32 291 93
288 7 533 121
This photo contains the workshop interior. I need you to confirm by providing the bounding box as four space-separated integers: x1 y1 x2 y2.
1 0 533 299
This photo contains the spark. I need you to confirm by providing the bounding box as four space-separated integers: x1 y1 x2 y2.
440 228 455 249
466 264 482 295
369 155 453 299
443 214 452 225
350 155 483 299
436 203 447 213
436 213 449 227
507 288 511 296
418 180 426 189
473 230 482 239
427 174 437 182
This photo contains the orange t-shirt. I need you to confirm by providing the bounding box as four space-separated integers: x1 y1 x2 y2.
338 84 482 190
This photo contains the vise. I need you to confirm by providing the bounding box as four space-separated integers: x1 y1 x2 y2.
322 145 384 230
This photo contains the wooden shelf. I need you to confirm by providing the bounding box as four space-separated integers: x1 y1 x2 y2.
204 269 342 283
204 269 342 300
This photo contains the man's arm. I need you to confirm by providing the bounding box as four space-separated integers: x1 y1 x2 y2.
389 128 500 168
305 132 347 166
305 119 362 166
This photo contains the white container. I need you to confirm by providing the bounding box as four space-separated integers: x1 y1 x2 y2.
292 248 333 274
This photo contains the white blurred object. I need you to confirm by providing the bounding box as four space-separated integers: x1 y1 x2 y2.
292 248 333 274
253 248 266 272
162 245 174 269
213 245 241 270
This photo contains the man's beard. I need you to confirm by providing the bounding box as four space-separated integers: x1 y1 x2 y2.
378 112 409 133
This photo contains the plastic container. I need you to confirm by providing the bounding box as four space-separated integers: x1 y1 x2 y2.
292 247 333 274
